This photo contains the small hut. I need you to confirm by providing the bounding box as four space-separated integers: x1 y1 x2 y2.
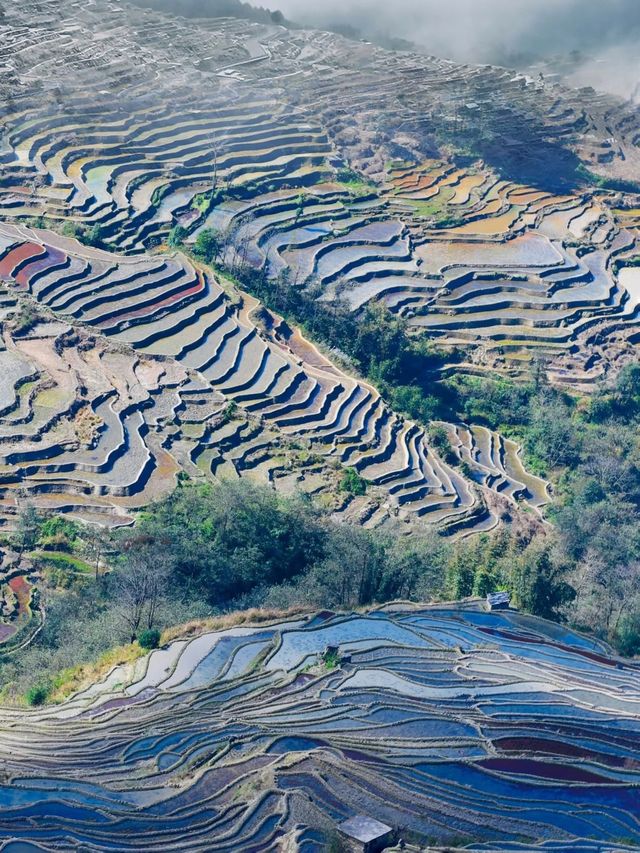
486 591 510 611
337 815 394 852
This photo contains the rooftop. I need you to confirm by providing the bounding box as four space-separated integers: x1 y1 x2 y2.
338 815 393 843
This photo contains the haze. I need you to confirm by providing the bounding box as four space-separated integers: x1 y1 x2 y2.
275 0 640 98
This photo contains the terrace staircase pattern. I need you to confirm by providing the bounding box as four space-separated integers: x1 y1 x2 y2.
4 0 637 531
0 603 639 851
0 0 640 388
0 222 549 530
0 3 640 851
10 0 634 529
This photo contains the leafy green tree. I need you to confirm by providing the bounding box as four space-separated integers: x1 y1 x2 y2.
449 375 532 428
616 363 640 409
193 228 221 264
379 531 449 602
295 524 385 609
61 221 85 239
525 398 578 471
427 424 450 451
512 547 575 620
12 504 41 557
133 481 326 605
353 303 406 379
445 547 476 599
614 613 640 657
339 467 367 496
555 495 640 566
168 225 188 248
84 223 105 248
587 393 614 423
392 385 442 425
37 516 80 553
473 568 498 598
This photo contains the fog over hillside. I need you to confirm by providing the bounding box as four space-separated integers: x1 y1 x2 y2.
133 0 640 98
274 0 640 99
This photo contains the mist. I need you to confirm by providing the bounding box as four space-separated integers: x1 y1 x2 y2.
274 0 640 99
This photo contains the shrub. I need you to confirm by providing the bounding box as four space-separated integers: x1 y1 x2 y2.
322 648 340 670
25 684 49 706
138 628 161 650
38 533 73 553
221 400 238 423
193 228 220 264
427 424 450 451
339 467 367 496
12 302 39 335
615 615 640 658
38 516 80 544
459 461 475 480
61 221 85 239
84 223 105 248
473 568 497 598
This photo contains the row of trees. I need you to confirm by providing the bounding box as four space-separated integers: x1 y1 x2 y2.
168 226 453 425
111 472 640 654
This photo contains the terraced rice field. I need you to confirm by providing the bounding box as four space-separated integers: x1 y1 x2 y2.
0 0 639 391
1 0 638 533
1 2 640 850
0 222 549 532
0 603 638 850
3 77 639 388
202 161 640 386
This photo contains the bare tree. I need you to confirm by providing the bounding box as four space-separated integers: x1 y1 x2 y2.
114 546 170 643
12 503 40 559
607 562 640 636
565 551 640 642
84 525 112 581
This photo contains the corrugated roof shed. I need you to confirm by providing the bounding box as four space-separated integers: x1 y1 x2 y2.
338 815 393 852
487 591 511 610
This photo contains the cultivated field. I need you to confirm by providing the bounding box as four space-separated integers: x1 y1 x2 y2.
0 2 639 848
4 0 638 536
0 602 638 850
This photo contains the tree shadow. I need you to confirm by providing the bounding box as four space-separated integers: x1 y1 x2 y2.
439 106 586 193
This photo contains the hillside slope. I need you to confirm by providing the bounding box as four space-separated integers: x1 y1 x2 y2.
1 0 639 536
0 0 639 388
0 602 637 851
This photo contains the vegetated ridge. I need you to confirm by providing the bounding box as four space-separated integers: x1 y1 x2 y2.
0 0 639 849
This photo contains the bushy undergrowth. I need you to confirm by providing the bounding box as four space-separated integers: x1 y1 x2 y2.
7 462 640 704
138 628 161 650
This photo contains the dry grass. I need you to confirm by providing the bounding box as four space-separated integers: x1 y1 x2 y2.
161 606 312 644
48 642 145 704
22 607 313 707
19 603 453 707
73 404 103 445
